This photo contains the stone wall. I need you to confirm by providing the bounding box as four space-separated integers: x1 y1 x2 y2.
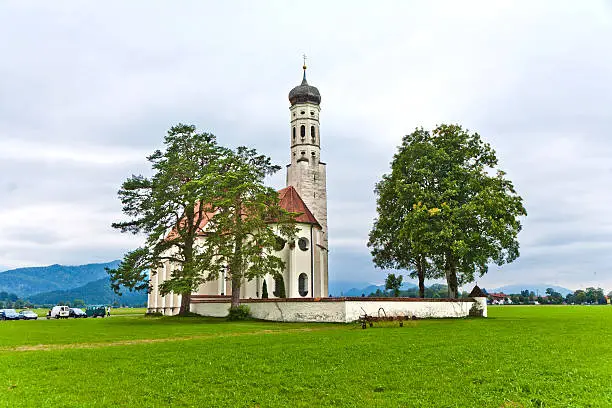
188 297 487 322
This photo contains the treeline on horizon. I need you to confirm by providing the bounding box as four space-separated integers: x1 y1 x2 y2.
498 287 608 305
367 285 610 305
368 284 472 299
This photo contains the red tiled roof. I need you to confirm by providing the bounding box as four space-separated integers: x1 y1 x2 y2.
166 186 319 240
166 202 216 240
278 186 320 227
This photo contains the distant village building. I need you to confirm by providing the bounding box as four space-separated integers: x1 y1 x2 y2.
488 292 510 305
148 64 329 315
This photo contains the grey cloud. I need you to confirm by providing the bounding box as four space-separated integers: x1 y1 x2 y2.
2 227 63 246
1 1 612 291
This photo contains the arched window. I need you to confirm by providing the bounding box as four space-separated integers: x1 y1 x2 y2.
311 126 315 139
292 127 296 141
298 273 308 297
273 275 286 298
300 125 305 138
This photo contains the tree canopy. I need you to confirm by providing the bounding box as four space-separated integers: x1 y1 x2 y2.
384 273 403 297
369 124 526 298
108 124 296 313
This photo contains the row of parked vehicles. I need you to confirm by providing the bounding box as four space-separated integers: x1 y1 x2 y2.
0 309 38 320
0 305 108 320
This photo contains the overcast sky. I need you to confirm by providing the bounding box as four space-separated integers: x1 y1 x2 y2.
1 1 612 291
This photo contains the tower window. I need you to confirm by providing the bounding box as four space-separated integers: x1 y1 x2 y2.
310 111 314 116
298 273 308 297
298 237 309 251
292 127 296 141
311 126 316 143
300 110 305 115
300 125 305 138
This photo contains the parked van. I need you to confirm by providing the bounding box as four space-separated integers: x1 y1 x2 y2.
86 305 106 318
49 306 70 319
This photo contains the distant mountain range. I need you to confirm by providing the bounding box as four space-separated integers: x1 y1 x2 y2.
28 277 147 306
329 281 417 297
0 261 147 306
0 261 121 297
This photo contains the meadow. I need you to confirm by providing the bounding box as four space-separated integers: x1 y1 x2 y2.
0 306 610 407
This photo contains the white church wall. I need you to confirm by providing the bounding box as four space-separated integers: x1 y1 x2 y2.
247 300 345 322
190 298 487 322
190 301 230 317
343 300 474 321
289 224 315 298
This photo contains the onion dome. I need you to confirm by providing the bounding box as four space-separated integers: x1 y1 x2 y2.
288 65 321 106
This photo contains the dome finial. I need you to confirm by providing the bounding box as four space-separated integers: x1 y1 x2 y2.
302 53 308 84
289 55 321 106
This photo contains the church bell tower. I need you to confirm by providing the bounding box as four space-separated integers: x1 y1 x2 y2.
286 60 328 280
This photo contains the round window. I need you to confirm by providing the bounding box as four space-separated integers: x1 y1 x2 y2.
298 237 309 251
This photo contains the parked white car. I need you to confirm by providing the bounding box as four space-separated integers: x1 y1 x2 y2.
49 306 70 319
19 310 38 320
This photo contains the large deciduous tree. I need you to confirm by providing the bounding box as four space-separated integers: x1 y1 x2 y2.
369 124 526 298
108 124 296 314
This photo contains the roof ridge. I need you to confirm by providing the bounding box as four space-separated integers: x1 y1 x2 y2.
277 186 320 227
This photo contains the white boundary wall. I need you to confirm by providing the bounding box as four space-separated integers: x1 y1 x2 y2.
188 297 487 322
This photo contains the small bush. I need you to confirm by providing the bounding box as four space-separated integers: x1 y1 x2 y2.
228 305 251 321
145 311 163 317
469 302 484 317
178 311 202 318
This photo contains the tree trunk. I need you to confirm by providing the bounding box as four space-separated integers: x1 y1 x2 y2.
179 235 195 316
179 292 191 315
231 274 241 308
445 255 459 298
417 255 425 298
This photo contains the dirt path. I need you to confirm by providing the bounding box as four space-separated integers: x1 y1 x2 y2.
0 327 341 353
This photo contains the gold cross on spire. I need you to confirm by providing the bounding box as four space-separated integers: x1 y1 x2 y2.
302 53 307 70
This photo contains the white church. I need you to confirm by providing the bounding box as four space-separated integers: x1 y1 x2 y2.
147 64 487 322
148 63 330 314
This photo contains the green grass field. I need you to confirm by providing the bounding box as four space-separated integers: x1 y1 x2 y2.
0 306 610 407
